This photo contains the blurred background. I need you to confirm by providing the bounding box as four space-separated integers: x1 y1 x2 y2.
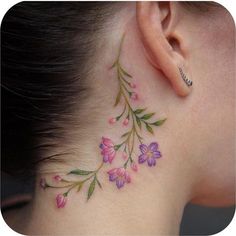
1 172 235 235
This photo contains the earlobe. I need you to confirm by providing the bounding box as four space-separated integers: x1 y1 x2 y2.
136 1 192 97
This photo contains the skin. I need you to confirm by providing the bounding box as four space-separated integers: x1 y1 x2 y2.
2 2 235 235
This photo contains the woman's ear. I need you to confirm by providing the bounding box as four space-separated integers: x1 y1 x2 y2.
136 1 192 97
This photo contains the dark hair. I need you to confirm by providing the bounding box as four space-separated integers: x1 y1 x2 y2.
1 2 118 175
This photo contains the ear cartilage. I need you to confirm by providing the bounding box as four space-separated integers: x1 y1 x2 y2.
178 67 193 87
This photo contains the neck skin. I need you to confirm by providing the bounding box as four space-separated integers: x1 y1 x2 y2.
10 159 194 235
7 132 196 235
4 8 197 236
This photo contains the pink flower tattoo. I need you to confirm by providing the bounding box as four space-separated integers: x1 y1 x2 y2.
107 168 131 189
39 33 166 207
99 137 117 164
39 178 47 189
56 194 67 208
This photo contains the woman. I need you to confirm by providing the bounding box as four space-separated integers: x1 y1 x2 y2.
1 1 235 235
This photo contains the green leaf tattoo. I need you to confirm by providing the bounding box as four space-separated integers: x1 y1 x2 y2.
140 113 155 120
68 169 94 175
87 177 96 200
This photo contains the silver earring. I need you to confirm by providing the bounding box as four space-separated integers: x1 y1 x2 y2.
178 67 193 87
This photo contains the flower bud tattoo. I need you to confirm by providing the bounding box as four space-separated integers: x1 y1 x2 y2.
39 33 166 208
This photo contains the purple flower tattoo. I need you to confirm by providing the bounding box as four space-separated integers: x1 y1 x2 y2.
139 142 162 167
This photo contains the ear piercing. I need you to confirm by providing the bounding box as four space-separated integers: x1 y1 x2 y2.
178 67 193 87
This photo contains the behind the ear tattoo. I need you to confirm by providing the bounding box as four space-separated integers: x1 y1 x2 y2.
179 67 193 87
39 33 167 207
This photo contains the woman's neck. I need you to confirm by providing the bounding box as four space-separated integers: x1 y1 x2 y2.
9 149 194 235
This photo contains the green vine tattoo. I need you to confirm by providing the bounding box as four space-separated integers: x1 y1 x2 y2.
40 33 166 208
40 162 103 208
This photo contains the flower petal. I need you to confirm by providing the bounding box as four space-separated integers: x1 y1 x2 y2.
103 154 109 163
109 173 117 181
102 137 113 147
149 142 158 152
147 157 156 167
101 147 110 155
139 144 148 154
107 147 115 155
60 198 67 208
117 168 126 176
108 151 116 163
116 179 125 189
40 178 46 189
56 194 67 208
153 151 162 158
125 173 131 183
107 168 117 175
131 162 138 172
138 154 147 164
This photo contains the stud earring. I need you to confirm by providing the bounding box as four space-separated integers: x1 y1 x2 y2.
178 67 193 87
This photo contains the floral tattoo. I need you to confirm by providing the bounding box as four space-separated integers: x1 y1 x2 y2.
40 34 166 208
